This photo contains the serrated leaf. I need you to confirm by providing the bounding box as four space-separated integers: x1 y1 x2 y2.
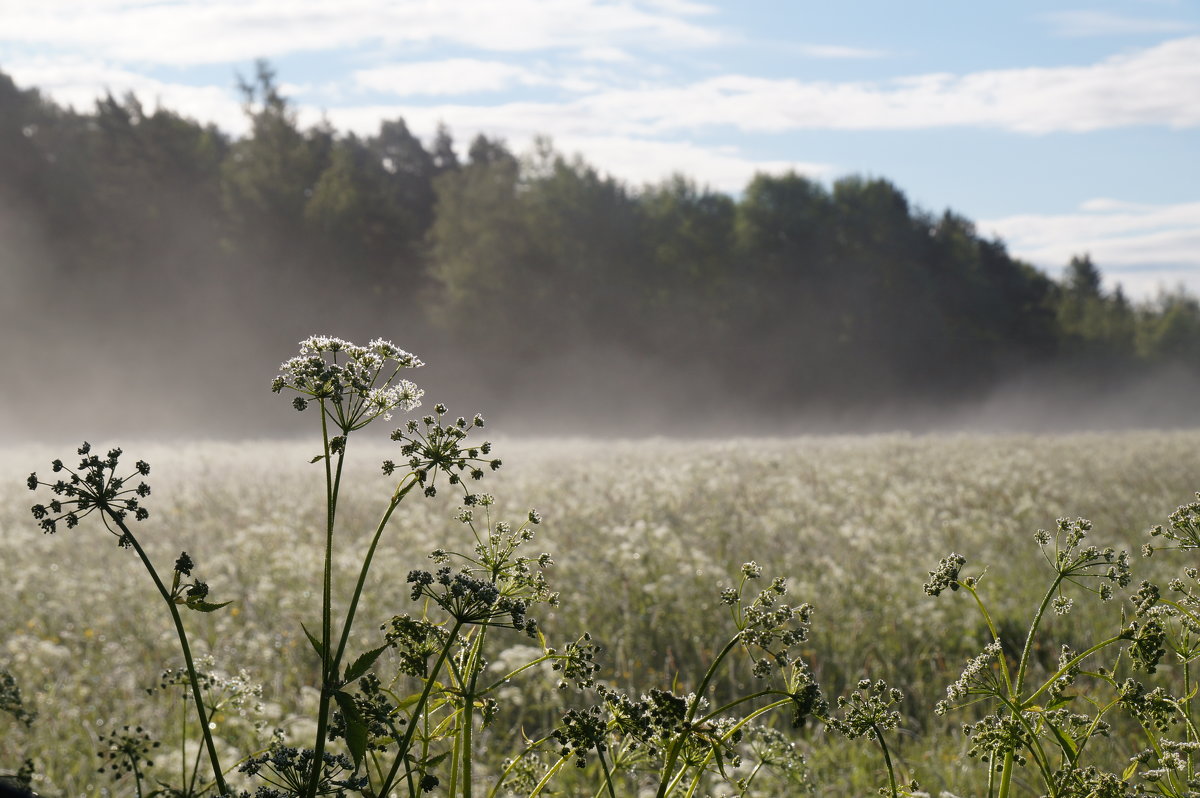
1123 760 1139 780
301 622 324 660
344 645 388 685
333 690 368 769
423 751 451 768
186 599 233 613
309 455 324 464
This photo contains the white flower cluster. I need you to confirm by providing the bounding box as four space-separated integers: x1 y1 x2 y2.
273 335 424 430
937 639 1004 712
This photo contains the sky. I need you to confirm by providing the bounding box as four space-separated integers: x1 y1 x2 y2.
1 0 1198 298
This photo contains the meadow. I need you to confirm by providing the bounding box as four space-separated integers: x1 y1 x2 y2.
4 427 1200 797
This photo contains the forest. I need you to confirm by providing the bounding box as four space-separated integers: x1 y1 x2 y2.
4 62 1199 435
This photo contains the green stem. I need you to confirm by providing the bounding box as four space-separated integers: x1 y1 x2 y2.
307 407 347 798
486 734 555 798
378 620 465 797
1021 635 1123 707
332 476 419 669
597 746 618 798
1188 659 1195 783
998 575 1065 798
965 585 1014 696
461 627 488 798
654 634 742 798
679 699 792 797
528 755 568 797
180 692 188 795
1016 575 1065 695
996 749 1015 798
132 758 144 798
111 514 229 796
478 654 553 696
695 689 783 726
873 723 899 798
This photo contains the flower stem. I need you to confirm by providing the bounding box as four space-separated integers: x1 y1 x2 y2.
307 406 347 798
378 620 465 797
109 513 229 796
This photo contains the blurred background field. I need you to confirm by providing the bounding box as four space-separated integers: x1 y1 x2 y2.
4 431 1198 795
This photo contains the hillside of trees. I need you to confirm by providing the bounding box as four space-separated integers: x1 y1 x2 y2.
3 62 1199 437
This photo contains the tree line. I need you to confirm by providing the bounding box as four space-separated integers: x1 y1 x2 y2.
3 62 1198 430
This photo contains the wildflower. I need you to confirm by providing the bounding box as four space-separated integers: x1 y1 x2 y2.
829 679 904 740
389 404 497 497
923 553 966 596
27 445 151 536
272 335 423 432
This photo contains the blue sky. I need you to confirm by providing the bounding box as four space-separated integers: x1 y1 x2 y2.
2 0 1198 298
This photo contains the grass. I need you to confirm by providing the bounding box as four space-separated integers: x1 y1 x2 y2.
3 429 1200 796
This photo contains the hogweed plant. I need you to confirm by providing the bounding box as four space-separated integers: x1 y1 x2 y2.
18 336 841 798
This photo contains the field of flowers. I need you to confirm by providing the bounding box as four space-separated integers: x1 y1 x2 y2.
3 430 1200 796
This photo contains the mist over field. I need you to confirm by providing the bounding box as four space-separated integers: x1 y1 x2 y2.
4 63 1200 443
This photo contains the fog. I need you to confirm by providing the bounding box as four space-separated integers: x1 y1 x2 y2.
4 69 1200 445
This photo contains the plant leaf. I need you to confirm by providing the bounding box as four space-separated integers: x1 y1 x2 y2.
344 645 388 685
423 751 451 768
333 690 368 768
1044 719 1078 764
301 622 324 660
186 600 233 613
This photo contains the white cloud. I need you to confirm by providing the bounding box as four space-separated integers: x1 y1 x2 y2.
574 46 636 63
546 136 832 192
354 60 548 96
982 199 1200 298
328 35 1200 139
793 44 888 59
313 102 831 191
5 57 248 133
568 36 1200 134
0 0 722 65
1044 10 1194 37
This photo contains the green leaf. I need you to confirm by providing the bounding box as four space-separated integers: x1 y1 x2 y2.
712 741 728 779
344 645 388 685
309 455 324 464
423 751 451 769
1122 760 1139 781
301 622 325 660
333 690 368 769
1045 694 1076 710
186 599 233 613
1044 719 1078 764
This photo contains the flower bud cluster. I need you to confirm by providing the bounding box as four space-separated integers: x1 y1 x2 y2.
829 678 904 740
387 407 497 497
923 553 966 596
406 567 539 636
238 742 364 796
935 639 1004 715
382 615 451 679
28 443 151 536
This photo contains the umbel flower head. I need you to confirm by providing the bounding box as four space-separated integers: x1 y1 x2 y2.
271 335 423 433
28 442 151 540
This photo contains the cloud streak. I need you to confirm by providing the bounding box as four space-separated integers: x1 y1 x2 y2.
341 35 1200 139
0 0 723 65
1043 10 1194 37
983 199 1200 298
